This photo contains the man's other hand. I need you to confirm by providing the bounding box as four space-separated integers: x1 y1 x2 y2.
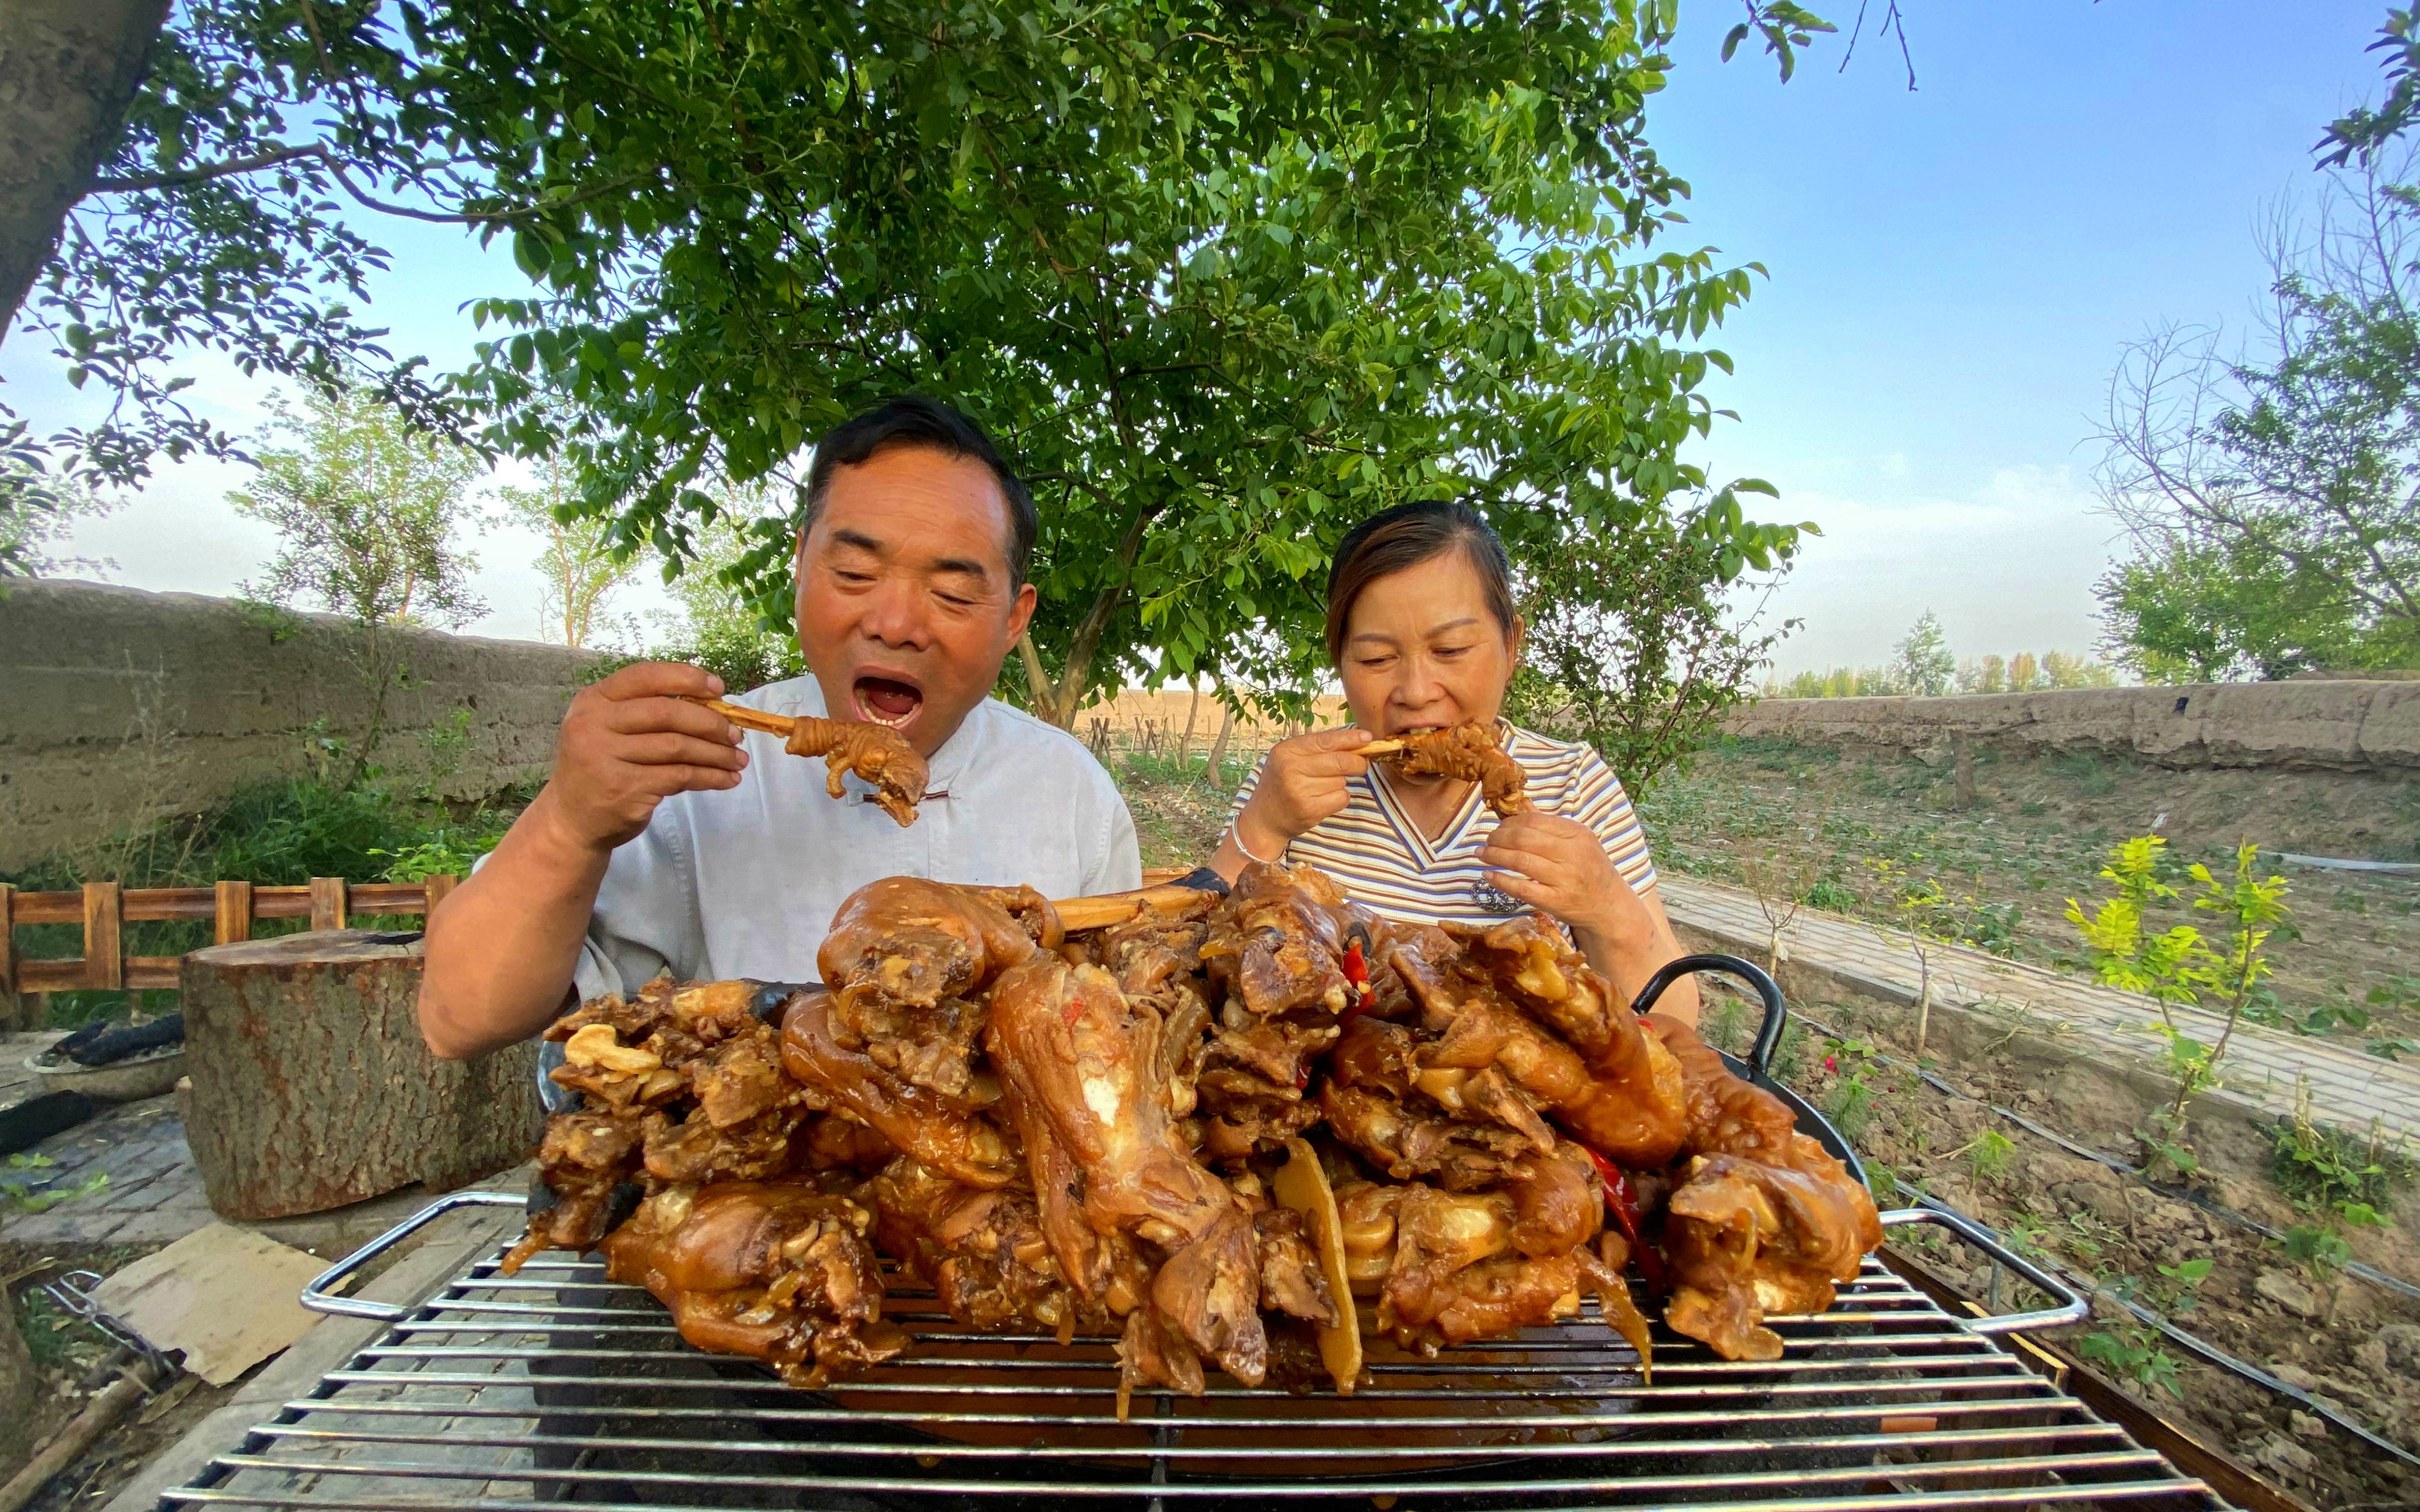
542 662 749 853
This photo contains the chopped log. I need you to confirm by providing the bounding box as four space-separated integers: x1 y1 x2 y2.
179 930 542 1220
0 1293 33 1481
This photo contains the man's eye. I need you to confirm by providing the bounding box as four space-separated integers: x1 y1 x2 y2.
834 569 874 584
936 593 974 609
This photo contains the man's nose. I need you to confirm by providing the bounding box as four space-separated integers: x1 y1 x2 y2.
857 577 931 649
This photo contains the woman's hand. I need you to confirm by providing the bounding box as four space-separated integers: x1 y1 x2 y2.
1217 725 1373 871
1476 810 1645 945
1478 809 1698 1025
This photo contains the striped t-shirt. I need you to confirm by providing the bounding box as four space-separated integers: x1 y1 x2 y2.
1226 723 1660 927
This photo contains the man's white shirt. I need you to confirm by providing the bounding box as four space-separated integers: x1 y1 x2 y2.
559 676 1142 1002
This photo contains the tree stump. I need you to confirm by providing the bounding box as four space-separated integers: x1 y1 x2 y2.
180 930 543 1220
0 1289 33 1479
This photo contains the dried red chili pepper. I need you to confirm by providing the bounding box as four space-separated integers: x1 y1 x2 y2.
1337 930 1376 1026
1585 1146 1665 1292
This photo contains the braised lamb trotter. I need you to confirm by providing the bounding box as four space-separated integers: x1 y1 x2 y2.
599 1181 908 1387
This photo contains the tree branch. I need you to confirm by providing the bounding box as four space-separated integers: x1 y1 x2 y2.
90 143 326 193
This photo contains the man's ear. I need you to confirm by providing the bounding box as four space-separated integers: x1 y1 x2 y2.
1005 581 1039 643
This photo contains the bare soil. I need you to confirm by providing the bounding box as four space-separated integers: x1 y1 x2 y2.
1711 977 2420 1512
1637 736 2420 1060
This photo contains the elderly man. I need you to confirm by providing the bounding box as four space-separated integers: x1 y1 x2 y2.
418 396 1140 1060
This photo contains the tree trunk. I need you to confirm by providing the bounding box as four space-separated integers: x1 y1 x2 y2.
0 0 171 345
1205 696 1236 785
1178 685 1201 765
0 1293 33 1481
179 929 543 1220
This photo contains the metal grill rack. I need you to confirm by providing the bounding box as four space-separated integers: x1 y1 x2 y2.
158 1196 2226 1512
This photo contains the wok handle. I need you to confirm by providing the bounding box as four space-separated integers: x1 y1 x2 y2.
300 1189 527 1321
1879 1200 2090 1335
1628 952 1787 1079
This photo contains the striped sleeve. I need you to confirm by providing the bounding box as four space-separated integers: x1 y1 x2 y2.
1559 746 1660 894
1224 756 1267 828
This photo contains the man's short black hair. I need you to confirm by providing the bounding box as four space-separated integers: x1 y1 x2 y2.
801 396 1038 587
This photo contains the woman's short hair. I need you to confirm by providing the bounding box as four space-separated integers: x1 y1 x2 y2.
1324 500 1518 665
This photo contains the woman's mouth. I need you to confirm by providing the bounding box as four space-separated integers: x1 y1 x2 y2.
853 676 924 730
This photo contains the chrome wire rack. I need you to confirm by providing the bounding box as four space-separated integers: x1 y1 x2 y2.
156 1196 2226 1512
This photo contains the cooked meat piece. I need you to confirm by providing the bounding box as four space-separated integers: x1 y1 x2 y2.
784 715 929 827
985 955 1267 1387
818 878 1041 1008
640 1105 803 1185
1442 915 1687 1168
1645 1014 1884 1362
1199 863 1357 1018
598 1181 908 1387
801 1113 898 1174
1254 1205 1340 1326
1378 722 1527 816
781 988 1018 1189
869 1157 1133 1339
502 1110 644 1273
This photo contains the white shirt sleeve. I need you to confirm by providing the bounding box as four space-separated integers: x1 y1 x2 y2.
574 799 705 999
1088 787 1145 892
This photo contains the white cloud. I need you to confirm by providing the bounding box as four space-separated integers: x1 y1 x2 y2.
1759 464 2126 674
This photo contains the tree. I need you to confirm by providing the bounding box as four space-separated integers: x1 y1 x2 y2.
1893 611 1954 697
0 455 115 577
5 1 1827 730
1506 509 1799 793
2097 532 2365 681
2097 141 2420 678
642 484 806 695
2319 8 2418 168
497 453 642 650
448 1 1813 727
231 386 484 776
2 2 1842 487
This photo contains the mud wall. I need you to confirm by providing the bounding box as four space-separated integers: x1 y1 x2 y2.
1726 681 2420 774
0 579 595 872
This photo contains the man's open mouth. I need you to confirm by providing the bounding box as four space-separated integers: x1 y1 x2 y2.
853 675 925 730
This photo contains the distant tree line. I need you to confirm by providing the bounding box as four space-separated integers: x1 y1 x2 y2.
1765 611 2115 700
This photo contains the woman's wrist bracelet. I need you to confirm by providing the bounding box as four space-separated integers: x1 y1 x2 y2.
1228 819 1284 867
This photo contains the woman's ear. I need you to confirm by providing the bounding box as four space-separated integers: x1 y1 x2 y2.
1507 614 1526 666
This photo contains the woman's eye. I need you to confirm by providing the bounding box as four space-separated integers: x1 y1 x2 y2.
1356 655 1395 670
1436 643 1473 658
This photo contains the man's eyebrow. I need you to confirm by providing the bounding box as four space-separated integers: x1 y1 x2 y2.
827 528 887 555
930 556 992 579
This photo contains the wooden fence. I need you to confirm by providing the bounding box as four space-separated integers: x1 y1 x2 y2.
0 876 460 999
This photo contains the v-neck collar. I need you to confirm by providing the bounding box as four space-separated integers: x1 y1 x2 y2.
1370 761 1486 869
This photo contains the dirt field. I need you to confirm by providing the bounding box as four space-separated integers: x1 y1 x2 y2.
1635 736 2420 1059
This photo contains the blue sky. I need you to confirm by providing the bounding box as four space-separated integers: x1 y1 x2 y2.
1649 1 2391 672
8 2 2401 670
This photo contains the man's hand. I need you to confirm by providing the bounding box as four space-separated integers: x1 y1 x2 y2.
540 662 750 854
1231 725 1373 860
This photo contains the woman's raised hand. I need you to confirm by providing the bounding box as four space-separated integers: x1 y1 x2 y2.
1476 809 1651 949
1230 725 1375 861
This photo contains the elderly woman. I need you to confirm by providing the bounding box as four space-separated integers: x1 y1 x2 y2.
1210 500 1696 1025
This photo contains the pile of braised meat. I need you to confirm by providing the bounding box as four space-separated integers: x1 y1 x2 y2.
503 863 1882 1409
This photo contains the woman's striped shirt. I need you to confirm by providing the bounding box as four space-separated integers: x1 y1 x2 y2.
1226 723 1661 928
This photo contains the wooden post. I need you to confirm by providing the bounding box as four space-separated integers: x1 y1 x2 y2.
213 881 254 945
180 931 543 1219
421 874 458 915
82 883 123 992
0 1288 32 1483
308 876 347 932
0 884 18 1031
